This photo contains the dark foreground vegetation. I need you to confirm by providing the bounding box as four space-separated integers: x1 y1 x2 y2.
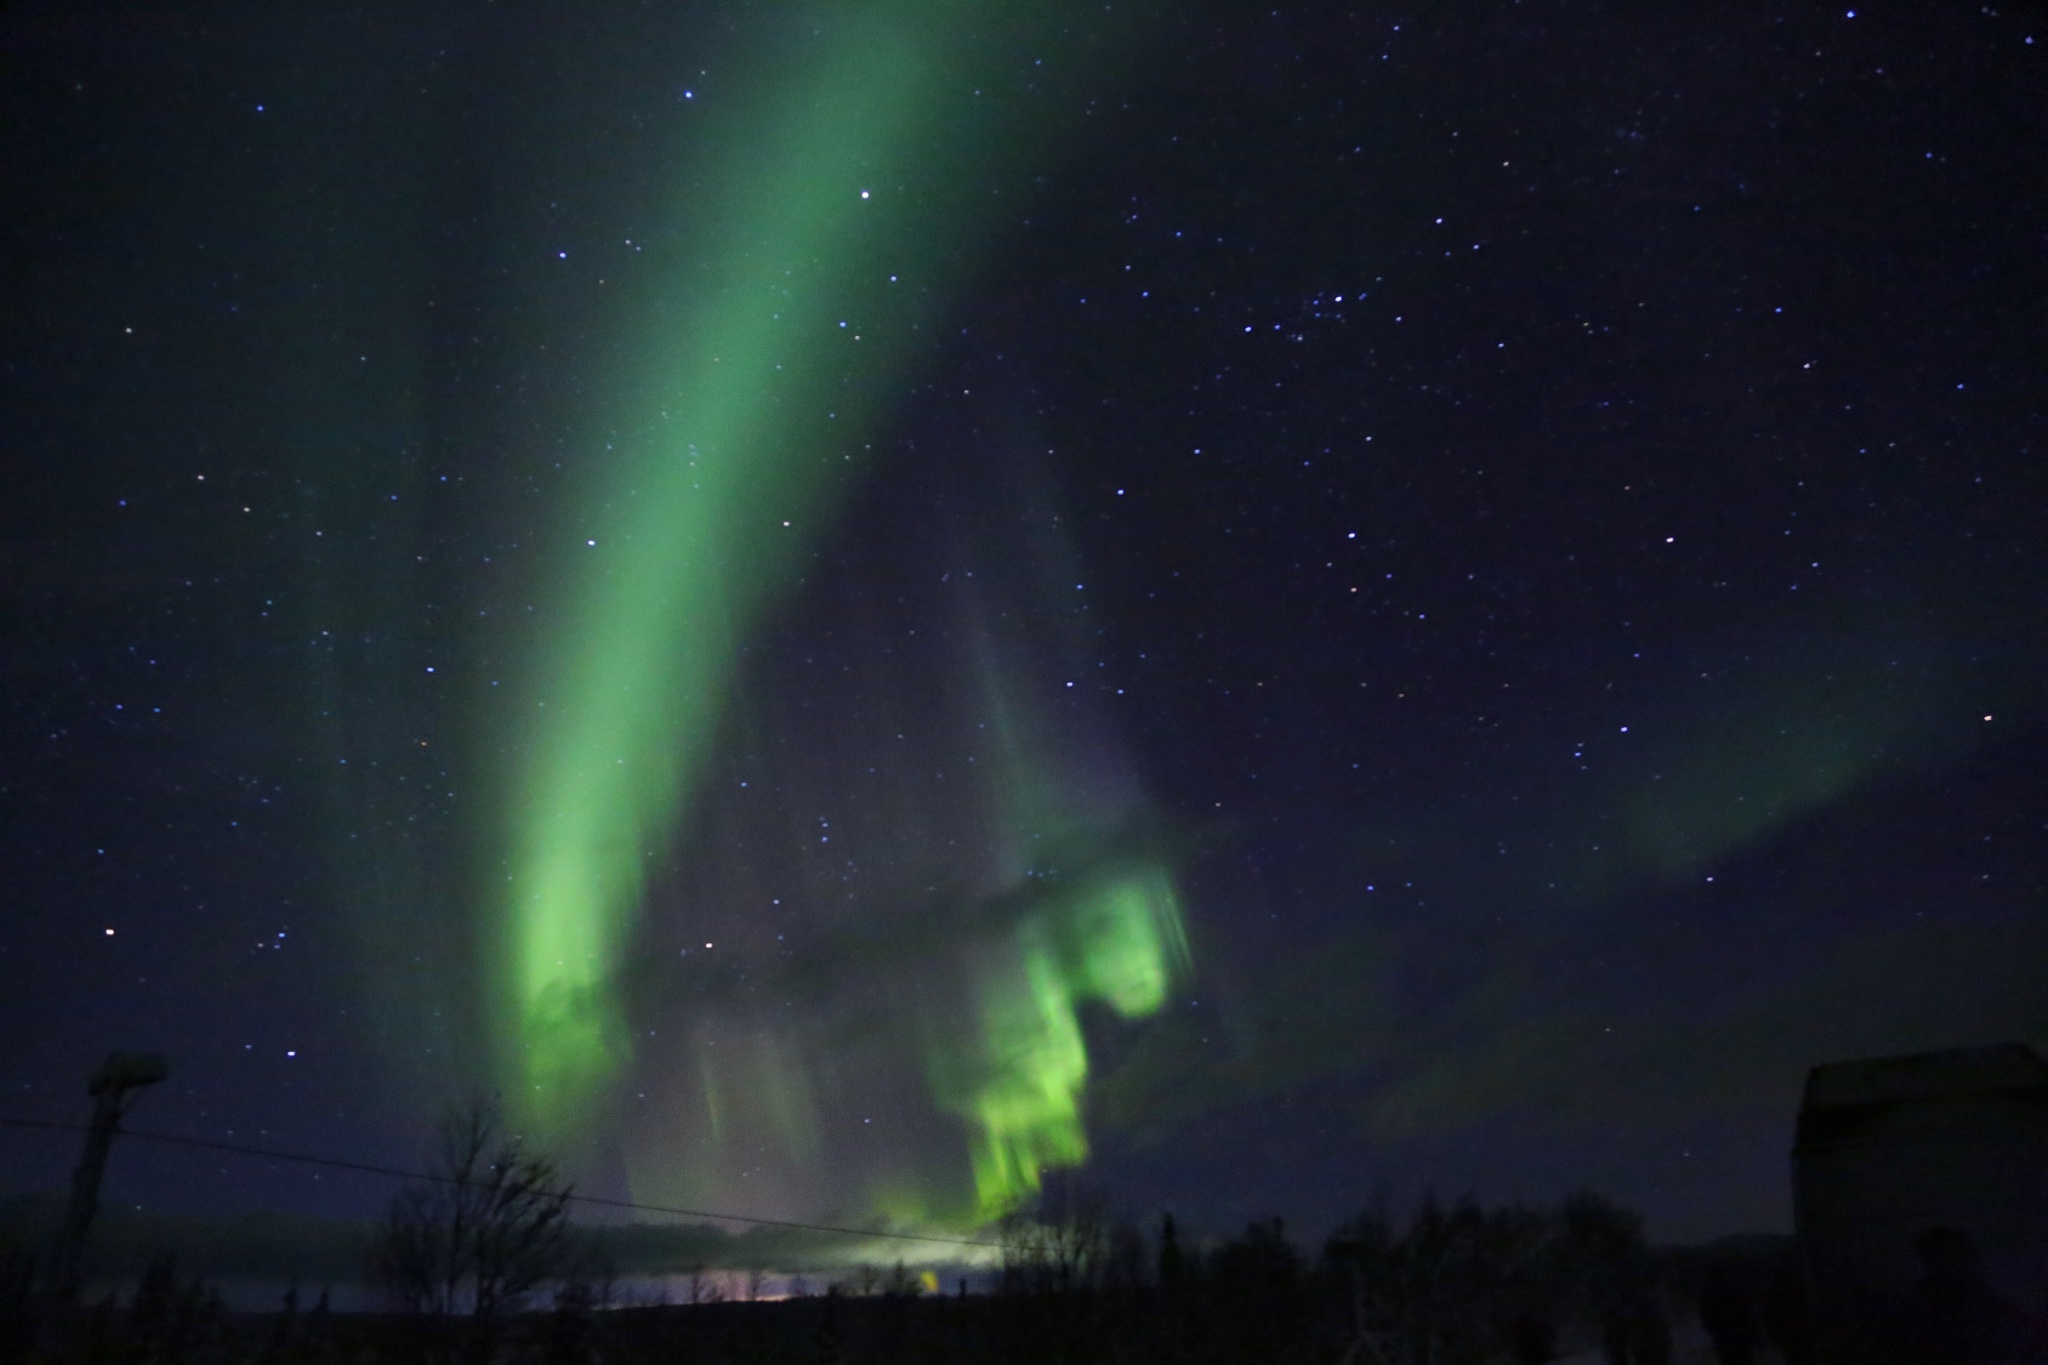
21 1098 2034 1363
0 1190 1818 1365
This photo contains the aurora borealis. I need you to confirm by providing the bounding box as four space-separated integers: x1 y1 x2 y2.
3 0 2044 1251
494 0 1190 1218
495 0 989 1118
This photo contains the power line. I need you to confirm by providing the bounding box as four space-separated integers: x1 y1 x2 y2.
0 1115 1000 1250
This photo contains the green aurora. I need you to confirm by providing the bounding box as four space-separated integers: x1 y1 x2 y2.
497 2 1183 1222
935 867 1188 1217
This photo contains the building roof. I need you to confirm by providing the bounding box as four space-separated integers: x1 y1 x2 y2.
1802 1042 2048 1112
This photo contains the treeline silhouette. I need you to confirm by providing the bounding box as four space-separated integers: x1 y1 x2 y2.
0 1188 1823 1365
952 1193 1814 1365
0 1097 1855 1364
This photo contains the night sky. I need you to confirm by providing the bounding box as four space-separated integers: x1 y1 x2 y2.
2 0 2043 1251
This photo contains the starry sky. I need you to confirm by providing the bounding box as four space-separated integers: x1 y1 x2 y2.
2 0 2043 1250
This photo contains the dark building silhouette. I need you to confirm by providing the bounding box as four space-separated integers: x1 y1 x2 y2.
1793 1041 2048 1365
1894 1225 2036 1365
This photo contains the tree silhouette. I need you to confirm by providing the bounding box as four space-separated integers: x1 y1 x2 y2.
369 1096 573 1365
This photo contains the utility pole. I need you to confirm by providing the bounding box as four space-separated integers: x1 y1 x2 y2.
53 1051 167 1292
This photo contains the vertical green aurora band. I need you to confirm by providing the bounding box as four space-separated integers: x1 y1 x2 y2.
501 2 1186 1218
505 3 961 1125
